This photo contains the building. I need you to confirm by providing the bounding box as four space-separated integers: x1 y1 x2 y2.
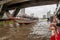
31 13 34 17
21 8 25 14
17 8 26 17
47 11 51 18
43 15 46 19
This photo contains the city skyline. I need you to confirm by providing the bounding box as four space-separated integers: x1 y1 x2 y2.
25 4 56 18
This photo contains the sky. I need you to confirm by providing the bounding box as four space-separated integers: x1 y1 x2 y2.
25 4 56 18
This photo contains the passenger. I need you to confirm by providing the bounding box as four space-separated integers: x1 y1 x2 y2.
50 23 60 40
49 13 60 40
49 23 57 40
55 13 60 40
49 15 58 40
56 23 60 40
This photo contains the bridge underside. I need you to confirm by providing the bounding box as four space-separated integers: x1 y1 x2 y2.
5 0 59 10
0 0 60 20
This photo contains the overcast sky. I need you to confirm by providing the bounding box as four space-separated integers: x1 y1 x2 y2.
25 4 56 18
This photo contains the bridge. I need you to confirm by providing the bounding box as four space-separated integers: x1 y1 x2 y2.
1 0 60 10
0 0 60 20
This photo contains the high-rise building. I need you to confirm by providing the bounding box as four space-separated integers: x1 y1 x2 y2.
31 13 34 17
20 8 25 16
43 15 46 19
47 11 51 18
21 8 25 14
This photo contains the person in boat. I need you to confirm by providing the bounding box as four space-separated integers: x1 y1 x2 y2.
50 23 60 40
49 15 58 40
56 23 60 40
56 13 60 40
49 13 60 40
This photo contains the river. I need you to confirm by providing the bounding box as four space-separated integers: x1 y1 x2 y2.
0 19 51 40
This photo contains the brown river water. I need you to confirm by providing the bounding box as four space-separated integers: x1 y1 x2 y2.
0 19 51 40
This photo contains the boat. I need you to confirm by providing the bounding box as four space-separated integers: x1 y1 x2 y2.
15 15 39 24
